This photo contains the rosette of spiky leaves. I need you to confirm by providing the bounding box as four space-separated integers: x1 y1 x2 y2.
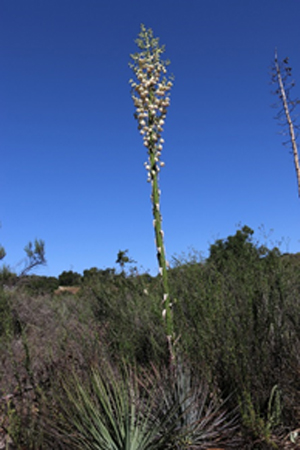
142 359 240 449
49 362 180 450
129 24 174 350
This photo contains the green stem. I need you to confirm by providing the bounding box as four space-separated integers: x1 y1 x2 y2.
150 153 172 334
148 139 174 362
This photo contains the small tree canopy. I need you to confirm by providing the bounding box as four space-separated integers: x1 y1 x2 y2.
0 245 6 261
58 270 82 286
20 239 46 276
116 250 135 271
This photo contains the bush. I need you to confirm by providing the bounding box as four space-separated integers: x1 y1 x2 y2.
84 272 168 366
1 226 300 448
170 226 300 440
21 275 59 296
58 270 82 286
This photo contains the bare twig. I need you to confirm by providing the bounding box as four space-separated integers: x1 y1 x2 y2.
273 50 300 197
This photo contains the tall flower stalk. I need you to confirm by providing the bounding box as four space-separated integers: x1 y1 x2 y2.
129 25 174 359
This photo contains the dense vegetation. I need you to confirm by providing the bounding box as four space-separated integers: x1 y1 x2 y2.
2 26 298 450
0 226 300 449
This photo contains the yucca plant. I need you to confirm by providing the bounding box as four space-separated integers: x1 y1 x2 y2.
128 27 240 449
49 361 179 450
129 24 175 360
143 358 240 449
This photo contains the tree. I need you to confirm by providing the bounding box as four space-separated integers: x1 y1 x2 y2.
0 222 6 261
0 245 5 261
207 225 271 272
20 239 46 277
116 249 135 273
272 50 300 197
0 221 46 281
58 270 82 286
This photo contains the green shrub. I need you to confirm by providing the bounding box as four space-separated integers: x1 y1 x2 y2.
170 226 300 436
58 270 82 286
84 273 168 366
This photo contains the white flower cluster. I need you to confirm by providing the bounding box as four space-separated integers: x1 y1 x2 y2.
130 47 173 182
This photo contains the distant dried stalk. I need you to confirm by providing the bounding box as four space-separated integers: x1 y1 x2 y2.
273 50 300 197
129 25 175 357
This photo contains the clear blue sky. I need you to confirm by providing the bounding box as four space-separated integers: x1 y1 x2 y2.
1 0 300 277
